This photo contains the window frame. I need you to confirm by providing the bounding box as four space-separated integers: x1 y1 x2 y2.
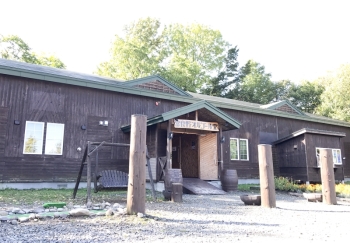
239 138 249 161
230 138 249 161
23 121 45 155
230 138 239 160
315 147 342 166
23 121 65 155
45 123 65 155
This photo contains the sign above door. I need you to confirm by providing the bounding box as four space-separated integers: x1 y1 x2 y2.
174 119 219 132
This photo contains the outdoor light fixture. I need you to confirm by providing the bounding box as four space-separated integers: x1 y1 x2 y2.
220 136 225 143
81 125 87 130
14 120 20 125
99 120 108 126
168 132 173 140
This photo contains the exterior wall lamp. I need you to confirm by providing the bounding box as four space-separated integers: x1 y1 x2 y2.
220 136 225 143
168 132 173 140
99 120 108 126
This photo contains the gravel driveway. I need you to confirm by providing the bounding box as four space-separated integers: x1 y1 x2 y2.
1 191 349 243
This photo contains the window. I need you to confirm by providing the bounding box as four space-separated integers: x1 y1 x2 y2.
23 121 44 154
23 121 64 155
332 149 342 165
316 147 342 166
230 138 249 160
45 123 64 155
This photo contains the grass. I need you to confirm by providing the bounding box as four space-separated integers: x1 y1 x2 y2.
0 188 161 206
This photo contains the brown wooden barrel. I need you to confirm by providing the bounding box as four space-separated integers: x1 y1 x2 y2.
221 169 238 192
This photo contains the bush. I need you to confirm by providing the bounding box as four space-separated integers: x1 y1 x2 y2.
274 177 299 192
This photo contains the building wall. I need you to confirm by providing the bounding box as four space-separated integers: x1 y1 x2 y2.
305 134 343 182
275 135 308 182
1 73 350 182
220 108 350 179
0 74 186 182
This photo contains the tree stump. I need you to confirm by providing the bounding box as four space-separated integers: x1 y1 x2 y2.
171 183 183 203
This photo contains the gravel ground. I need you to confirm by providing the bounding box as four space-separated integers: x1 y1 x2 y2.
1 191 350 243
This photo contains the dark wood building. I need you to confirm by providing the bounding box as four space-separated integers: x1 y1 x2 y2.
0 58 349 188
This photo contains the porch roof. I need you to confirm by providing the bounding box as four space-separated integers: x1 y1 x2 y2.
120 100 241 132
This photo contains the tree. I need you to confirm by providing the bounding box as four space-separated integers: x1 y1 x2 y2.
0 35 66 69
97 18 167 80
226 60 275 104
201 47 240 96
316 64 350 122
163 23 229 91
97 18 230 91
288 80 324 113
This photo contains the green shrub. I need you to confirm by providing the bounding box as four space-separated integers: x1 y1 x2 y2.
274 176 300 192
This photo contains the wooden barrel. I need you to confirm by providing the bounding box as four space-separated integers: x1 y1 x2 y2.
221 169 238 192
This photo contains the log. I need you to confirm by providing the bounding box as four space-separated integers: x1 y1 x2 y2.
171 183 183 203
258 144 276 208
320 149 337 205
127 114 147 215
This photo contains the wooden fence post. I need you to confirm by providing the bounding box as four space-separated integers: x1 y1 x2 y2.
320 148 337 205
127 114 147 215
258 144 276 208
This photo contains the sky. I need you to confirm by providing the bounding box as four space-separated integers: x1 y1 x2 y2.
1 0 350 83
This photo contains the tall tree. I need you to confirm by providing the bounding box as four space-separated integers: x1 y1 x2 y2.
163 23 229 91
288 80 324 113
0 35 66 69
227 60 275 104
316 64 350 121
96 18 167 80
200 47 240 96
97 18 230 91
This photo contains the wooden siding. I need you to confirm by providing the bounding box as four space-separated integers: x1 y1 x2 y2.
305 134 343 182
344 142 350 177
1 72 350 182
0 74 186 182
275 104 299 114
134 80 180 95
221 108 350 179
199 133 218 180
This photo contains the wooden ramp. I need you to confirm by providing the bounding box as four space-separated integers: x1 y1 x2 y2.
182 178 226 195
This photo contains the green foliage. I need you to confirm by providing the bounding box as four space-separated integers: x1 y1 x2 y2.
315 64 350 122
0 34 66 69
274 177 300 192
224 60 274 104
201 47 240 96
287 80 324 113
97 18 230 91
237 184 260 191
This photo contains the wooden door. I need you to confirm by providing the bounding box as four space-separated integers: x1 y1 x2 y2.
199 133 218 180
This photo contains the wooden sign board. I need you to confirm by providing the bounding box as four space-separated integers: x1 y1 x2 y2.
174 119 219 131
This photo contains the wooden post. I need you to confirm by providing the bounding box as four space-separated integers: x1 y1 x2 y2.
171 183 183 202
166 120 172 169
127 114 147 215
86 141 92 203
219 126 224 176
320 149 337 205
258 144 276 208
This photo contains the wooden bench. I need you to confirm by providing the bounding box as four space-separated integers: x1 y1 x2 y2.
94 170 129 192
